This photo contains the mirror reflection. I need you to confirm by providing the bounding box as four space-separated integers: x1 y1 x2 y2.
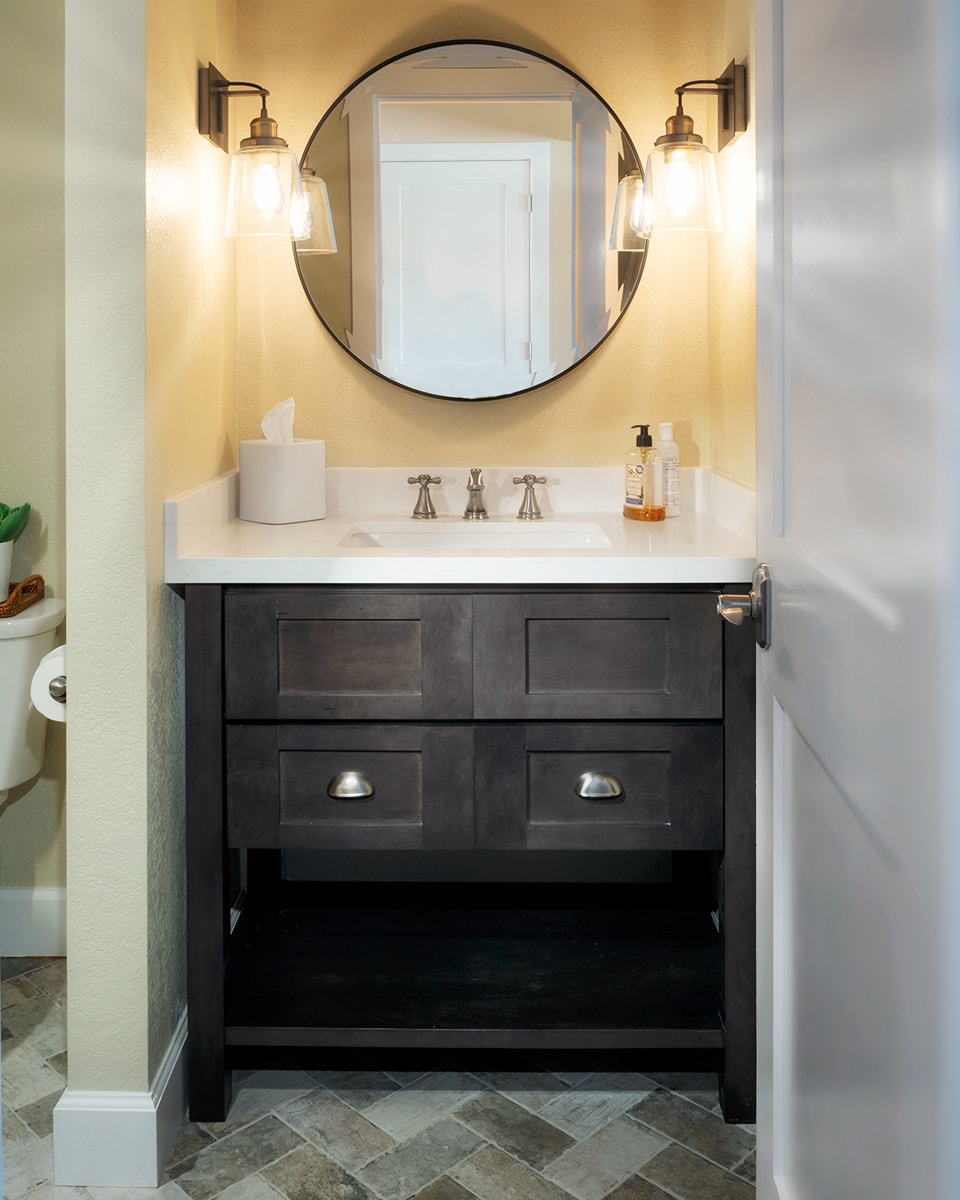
296 41 647 401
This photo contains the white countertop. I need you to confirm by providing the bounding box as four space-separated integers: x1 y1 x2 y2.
164 467 756 586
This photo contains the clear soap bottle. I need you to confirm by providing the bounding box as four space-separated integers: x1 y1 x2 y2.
658 422 680 517
624 425 665 521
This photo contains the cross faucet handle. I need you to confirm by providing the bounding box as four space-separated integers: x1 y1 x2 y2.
513 474 548 520
408 474 441 519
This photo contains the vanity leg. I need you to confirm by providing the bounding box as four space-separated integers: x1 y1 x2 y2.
719 599 757 1122
185 584 232 1121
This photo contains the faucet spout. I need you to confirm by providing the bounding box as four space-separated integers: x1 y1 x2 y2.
463 467 489 520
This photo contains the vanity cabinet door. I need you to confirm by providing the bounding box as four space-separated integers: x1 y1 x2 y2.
226 724 474 850
473 592 722 720
223 589 472 720
474 723 723 851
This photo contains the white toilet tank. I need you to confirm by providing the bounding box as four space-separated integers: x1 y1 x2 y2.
0 597 66 790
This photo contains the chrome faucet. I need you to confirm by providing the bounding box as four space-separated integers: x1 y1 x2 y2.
463 468 488 520
408 474 440 518
514 474 547 519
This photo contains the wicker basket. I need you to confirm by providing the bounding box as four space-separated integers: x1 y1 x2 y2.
0 575 45 619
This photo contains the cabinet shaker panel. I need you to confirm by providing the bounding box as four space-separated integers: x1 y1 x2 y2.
473 592 722 719
224 589 472 720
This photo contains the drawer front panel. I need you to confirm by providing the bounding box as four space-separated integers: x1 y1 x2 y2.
475 724 723 850
224 590 472 720
474 592 723 719
226 724 473 850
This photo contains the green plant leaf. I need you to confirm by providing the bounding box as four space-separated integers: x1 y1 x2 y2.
0 502 30 542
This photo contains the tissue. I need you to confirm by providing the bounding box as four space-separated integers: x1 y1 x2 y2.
240 397 326 523
260 396 296 444
30 645 67 724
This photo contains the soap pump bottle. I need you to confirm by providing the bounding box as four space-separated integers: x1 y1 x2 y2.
624 424 665 521
658 422 680 517
624 424 649 519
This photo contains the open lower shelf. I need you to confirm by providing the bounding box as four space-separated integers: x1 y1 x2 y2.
224 885 723 1051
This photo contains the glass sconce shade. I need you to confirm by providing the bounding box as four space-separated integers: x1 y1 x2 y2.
295 169 338 253
639 138 723 235
609 171 649 252
225 142 308 238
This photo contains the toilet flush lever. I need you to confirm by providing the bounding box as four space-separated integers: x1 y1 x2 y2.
718 563 771 649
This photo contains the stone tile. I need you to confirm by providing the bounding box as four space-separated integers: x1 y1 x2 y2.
450 1144 573 1200
604 1177 677 1200
48 1048 69 1078
1 974 40 1010
277 1088 397 1172
470 1070 568 1112
357 1115 484 1200
165 1120 218 1169
1 992 68 1059
537 1071 656 1138
629 1089 755 1171
456 1091 574 1169
542 1114 670 1200
262 1142 380 1200
362 1072 484 1140
168 1115 305 1200
29 958 68 1002
2 1100 37 1149
197 1070 318 1137
734 1149 756 1183
21 1183 97 1199
643 1070 723 1114
208 1176 286 1200
84 1183 191 1199
640 1144 756 1200
309 1067 402 1111
14 1085 64 1138
1 956 45 981
1 1040 66 1109
408 1178 479 1200
1 1129 54 1199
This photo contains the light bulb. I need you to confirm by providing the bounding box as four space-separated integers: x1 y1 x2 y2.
251 155 284 219
662 147 699 219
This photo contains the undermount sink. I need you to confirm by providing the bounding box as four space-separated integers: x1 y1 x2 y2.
339 520 612 550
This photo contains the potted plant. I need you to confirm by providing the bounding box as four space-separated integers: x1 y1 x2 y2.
0 501 31 599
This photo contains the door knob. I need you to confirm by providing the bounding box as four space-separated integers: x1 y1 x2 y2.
718 563 771 649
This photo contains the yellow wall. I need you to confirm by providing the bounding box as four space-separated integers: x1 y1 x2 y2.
235 0 753 474
0 4 67 891
707 0 757 486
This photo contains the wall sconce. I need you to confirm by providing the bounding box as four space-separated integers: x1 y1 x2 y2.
611 60 746 245
199 62 334 245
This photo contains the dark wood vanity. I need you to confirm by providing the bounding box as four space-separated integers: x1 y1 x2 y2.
184 582 755 1123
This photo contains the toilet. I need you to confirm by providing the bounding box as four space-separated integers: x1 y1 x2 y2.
0 597 66 799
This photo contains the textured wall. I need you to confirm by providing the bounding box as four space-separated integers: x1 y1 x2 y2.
64 0 237 1093
0 4 67 890
707 0 757 487
235 0 745 474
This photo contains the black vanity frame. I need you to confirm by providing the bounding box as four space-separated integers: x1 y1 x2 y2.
184 583 756 1122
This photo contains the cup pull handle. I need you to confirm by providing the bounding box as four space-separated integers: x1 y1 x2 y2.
575 772 624 801
327 772 375 800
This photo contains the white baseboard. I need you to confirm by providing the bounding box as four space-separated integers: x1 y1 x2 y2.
53 1009 188 1188
0 886 67 956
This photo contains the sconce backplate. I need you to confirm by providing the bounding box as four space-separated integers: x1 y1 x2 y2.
717 60 747 151
199 63 230 152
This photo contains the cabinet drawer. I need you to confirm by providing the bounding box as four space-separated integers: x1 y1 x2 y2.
475 724 723 850
223 590 472 720
226 725 473 850
474 592 722 719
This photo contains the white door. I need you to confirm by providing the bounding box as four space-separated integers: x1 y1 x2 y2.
755 2 960 1198
379 145 551 397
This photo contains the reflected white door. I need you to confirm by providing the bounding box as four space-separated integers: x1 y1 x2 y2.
379 149 548 397
755 2 960 1198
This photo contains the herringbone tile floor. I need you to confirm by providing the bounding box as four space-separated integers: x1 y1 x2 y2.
3 959 755 1200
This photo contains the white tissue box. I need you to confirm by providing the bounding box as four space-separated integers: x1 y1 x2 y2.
239 439 326 524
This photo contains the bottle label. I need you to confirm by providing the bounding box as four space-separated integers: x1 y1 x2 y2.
625 463 644 506
661 453 679 510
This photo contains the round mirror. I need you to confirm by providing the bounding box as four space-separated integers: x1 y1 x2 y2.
296 41 647 402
